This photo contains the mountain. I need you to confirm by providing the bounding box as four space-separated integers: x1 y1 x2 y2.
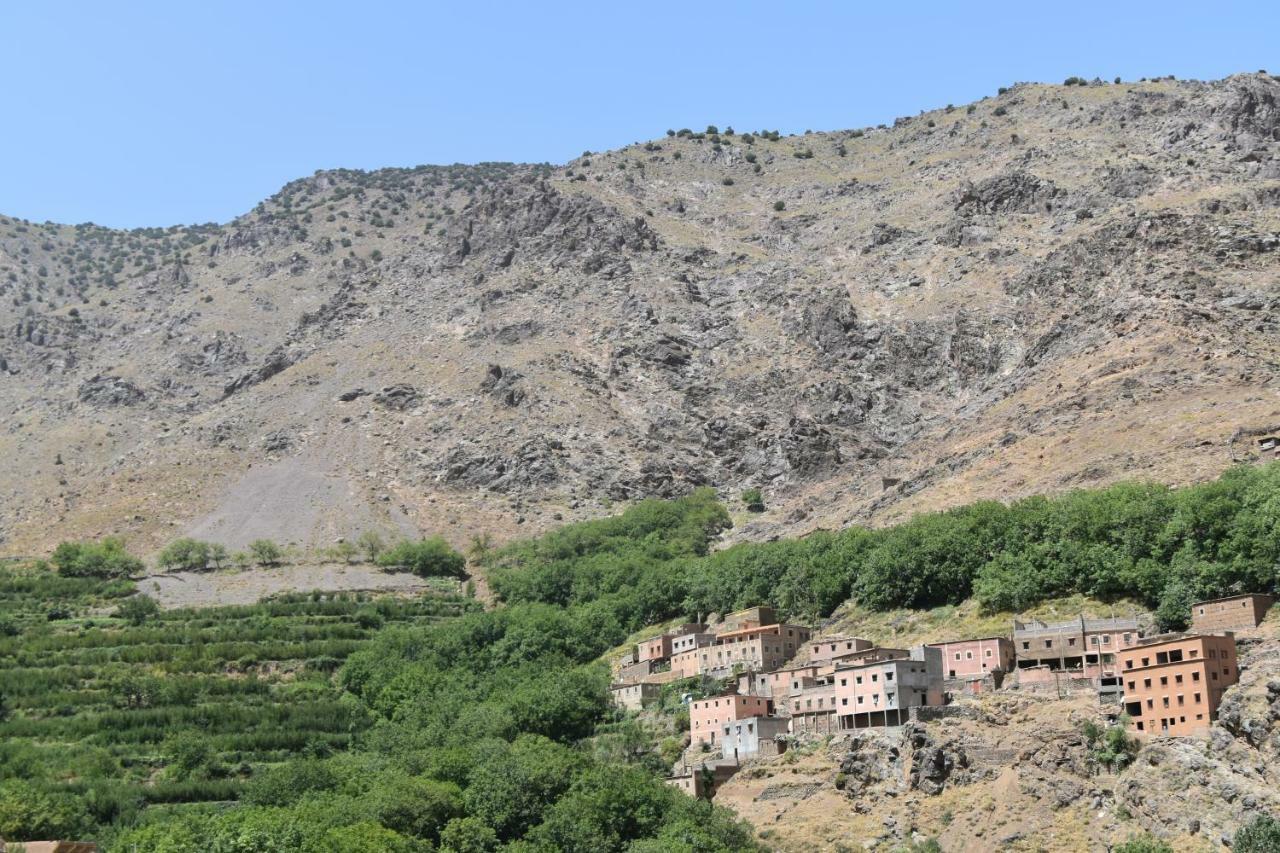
3 73 1280 556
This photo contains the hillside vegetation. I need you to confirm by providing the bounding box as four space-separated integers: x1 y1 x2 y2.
2 464 1279 848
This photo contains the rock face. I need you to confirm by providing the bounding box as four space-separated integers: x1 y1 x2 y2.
3 73 1280 551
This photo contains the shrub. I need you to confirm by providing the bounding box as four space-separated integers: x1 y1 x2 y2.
249 539 283 567
115 595 161 626
156 538 212 572
721 177 734 186
51 538 143 579
357 531 386 563
773 201 786 212
1236 816 1280 852
377 537 466 578
740 489 764 512
1112 835 1173 853
993 106 1008 116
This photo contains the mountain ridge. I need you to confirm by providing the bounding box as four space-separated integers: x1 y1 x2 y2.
2 72 1279 555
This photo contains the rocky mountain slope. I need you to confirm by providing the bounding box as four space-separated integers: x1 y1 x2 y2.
3 73 1280 555
713 613 1280 852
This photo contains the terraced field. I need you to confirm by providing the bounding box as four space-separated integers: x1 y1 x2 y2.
0 565 477 827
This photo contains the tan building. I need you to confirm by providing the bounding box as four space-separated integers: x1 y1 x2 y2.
1191 594 1274 632
1119 633 1239 736
720 606 778 632
807 635 873 665
786 671 840 733
929 637 1015 680
1013 616 1142 680
689 693 772 747
610 682 662 711
637 633 673 663
670 627 716 655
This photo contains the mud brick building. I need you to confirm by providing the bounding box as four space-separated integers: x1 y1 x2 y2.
1119 633 1239 736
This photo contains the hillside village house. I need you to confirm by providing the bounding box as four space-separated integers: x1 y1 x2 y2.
807 635 874 665
610 681 662 711
1191 593 1274 632
1119 633 1239 736
929 636 1015 685
690 694 772 747
834 645 945 729
786 670 840 733
721 715 790 761
720 605 778 632
1012 616 1141 682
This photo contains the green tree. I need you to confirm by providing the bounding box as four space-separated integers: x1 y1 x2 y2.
208 542 229 570
1235 815 1280 852
0 779 89 842
249 539 283 567
439 816 499 853
357 530 386 562
378 537 467 578
156 538 212 571
163 731 214 781
332 540 358 564
51 537 142 578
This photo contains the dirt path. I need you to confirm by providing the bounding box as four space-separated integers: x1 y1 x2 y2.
139 562 441 609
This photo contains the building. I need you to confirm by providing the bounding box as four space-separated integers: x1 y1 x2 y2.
616 658 658 683
666 760 739 798
786 671 840 733
720 606 778 632
807 635 874 665
670 627 716 655
1119 633 1239 736
637 633 673 663
834 645 944 729
678 622 812 679
929 637 1015 680
1258 435 1280 462
689 693 773 747
610 682 662 711
1012 616 1142 681
1191 594 1274 632
720 715 790 761
669 646 704 679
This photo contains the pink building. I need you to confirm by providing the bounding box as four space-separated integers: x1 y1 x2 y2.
928 637 1015 680
638 633 673 663
689 694 773 747
807 635 874 665
833 646 945 729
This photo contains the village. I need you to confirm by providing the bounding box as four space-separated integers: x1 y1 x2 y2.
608 595 1276 798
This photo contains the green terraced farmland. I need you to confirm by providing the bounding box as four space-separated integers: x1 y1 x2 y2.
0 564 478 827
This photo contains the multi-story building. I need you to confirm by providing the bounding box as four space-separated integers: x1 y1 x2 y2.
638 633 673 663
786 671 840 733
807 635 874 665
720 715 790 761
929 637 1015 681
689 693 773 747
610 682 662 711
1119 633 1239 736
1191 594 1274 632
699 622 812 677
1012 616 1142 681
833 645 944 729
670 627 716 656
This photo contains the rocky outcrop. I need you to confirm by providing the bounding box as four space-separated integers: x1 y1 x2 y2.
77 374 145 406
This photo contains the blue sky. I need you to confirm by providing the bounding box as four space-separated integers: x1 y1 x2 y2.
2 1 1277 228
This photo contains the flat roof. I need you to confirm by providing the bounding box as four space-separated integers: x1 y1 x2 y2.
927 636 1010 646
715 622 808 640
1192 592 1274 606
1124 631 1234 651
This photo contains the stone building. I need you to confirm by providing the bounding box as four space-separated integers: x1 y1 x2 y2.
1191 593 1274 632
806 635 874 665
1012 616 1142 682
610 681 662 711
1119 633 1239 736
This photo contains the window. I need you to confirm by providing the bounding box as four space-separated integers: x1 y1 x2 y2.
955 652 961 661
1175 674 1183 684
1194 693 1201 704
1045 640 1053 649
1160 677 1168 687
1143 678 1151 688
886 672 894 681
1192 671 1201 683
871 673 879 682
966 651 973 660
985 649 992 657
1177 695 1184 706
1022 642 1030 650
842 697 848 706
1128 681 1136 690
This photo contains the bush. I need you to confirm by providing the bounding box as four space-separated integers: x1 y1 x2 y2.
1235 815 1280 852
357 531 386 563
377 537 466 578
51 538 143 579
249 539 283 567
740 488 764 512
156 538 212 572
773 201 785 212
115 595 161 626
1112 835 1173 853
